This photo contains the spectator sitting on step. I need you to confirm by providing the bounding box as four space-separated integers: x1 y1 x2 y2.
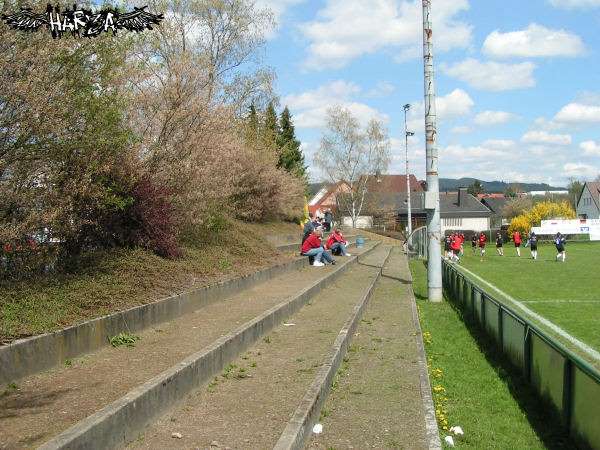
325 227 351 257
300 227 335 267
302 212 315 244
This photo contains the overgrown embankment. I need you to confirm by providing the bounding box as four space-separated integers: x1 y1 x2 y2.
0 221 299 344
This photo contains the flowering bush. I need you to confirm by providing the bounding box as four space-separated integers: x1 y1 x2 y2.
508 200 576 235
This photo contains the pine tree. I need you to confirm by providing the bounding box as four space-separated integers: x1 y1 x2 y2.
248 103 259 132
277 106 306 179
264 101 279 142
246 103 259 143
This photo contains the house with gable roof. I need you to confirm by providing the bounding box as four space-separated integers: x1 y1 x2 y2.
576 181 600 219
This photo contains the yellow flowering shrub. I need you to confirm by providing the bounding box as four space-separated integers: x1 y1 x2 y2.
508 200 576 236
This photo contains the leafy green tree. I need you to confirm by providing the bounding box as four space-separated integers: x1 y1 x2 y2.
277 106 306 179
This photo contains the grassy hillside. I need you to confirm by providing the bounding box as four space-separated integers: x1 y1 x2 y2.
0 220 299 344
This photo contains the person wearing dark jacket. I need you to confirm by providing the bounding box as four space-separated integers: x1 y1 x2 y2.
324 210 333 232
302 213 315 244
526 232 538 260
555 232 566 262
495 232 504 256
301 228 335 267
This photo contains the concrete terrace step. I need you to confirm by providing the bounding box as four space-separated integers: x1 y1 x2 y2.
1 255 310 385
1 243 379 450
276 235 363 253
306 247 439 450
126 244 393 450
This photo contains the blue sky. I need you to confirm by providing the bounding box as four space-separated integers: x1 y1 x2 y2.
257 0 600 186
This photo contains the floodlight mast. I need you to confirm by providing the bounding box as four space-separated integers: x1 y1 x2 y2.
403 104 414 237
422 0 442 302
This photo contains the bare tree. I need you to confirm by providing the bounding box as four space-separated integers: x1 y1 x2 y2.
502 196 533 220
315 107 390 228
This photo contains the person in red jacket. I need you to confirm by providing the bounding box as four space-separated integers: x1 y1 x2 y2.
325 227 351 256
300 228 335 267
478 232 487 260
512 230 522 257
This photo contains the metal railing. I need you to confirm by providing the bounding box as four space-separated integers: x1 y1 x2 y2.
406 226 428 259
442 260 600 450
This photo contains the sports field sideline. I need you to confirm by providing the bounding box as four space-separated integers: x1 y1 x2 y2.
450 241 600 368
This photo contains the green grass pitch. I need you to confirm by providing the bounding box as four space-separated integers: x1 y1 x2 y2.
452 241 600 361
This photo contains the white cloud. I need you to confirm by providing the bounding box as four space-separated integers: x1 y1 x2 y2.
581 140 600 156
283 80 388 129
300 0 472 69
435 89 475 118
564 163 599 179
451 126 472 134
474 111 516 126
482 24 585 58
366 81 396 98
522 130 572 145
443 143 509 160
549 0 600 9
404 89 474 134
442 58 536 91
482 139 517 149
554 102 600 124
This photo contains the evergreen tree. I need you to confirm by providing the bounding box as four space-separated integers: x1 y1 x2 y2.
264 101 279 141
246 103 259 143
277 106 306 179
248 103 259 132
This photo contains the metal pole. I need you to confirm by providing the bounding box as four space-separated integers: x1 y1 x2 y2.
403 104 413 237
422 0 442 302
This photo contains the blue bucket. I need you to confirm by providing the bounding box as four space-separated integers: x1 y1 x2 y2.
356 236 365 247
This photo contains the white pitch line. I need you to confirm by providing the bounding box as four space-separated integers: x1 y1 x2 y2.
454 264 600 363
520 300 600 304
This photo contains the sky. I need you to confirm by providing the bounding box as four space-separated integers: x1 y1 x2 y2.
256 0 600 187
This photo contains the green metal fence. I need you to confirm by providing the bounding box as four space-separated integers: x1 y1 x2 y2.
442 260 600 449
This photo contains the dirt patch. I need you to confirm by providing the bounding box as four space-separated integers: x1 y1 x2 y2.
127 245 392 450
309 248 428 450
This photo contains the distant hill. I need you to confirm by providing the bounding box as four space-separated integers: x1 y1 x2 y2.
439 178 565 193
309 178 566 197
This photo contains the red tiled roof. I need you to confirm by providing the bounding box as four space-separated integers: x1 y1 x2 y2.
308 175 423 215
365 175 424 193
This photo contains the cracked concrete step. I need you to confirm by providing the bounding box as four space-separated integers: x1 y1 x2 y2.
0 244 378 450
126 244 392 450
275 235 362 253
307 247 429 450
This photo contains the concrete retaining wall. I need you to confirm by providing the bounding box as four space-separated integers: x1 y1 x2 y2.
0 257 309 385
38 243 380 450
